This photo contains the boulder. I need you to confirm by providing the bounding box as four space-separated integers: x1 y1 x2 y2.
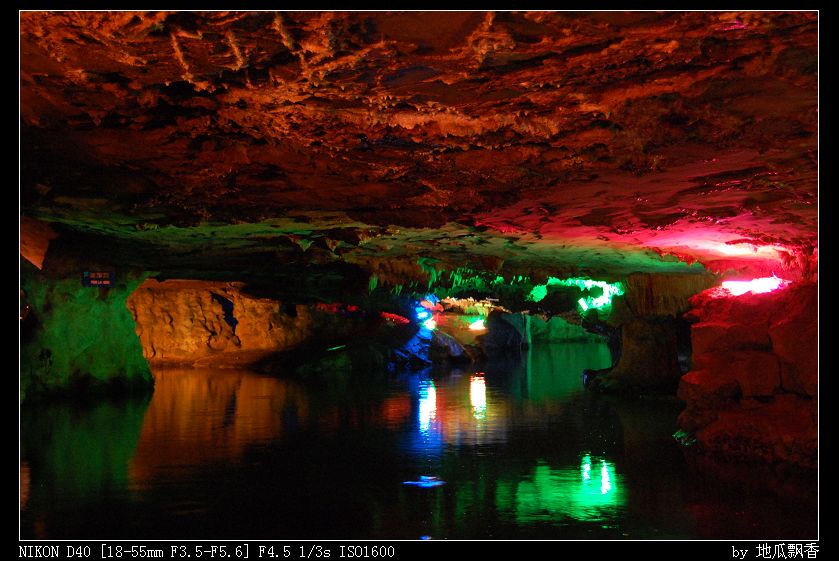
430 330 472 364
590 317 682 392
126 279 369 366
480 311 527 351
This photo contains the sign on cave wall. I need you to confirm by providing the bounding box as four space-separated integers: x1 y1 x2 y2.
82 271 115 287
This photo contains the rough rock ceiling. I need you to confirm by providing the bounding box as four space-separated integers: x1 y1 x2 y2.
20 11 818 280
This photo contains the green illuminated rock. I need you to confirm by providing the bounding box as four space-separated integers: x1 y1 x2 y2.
20 262 153 400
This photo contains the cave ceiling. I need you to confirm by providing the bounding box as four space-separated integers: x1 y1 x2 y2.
20 11 818 282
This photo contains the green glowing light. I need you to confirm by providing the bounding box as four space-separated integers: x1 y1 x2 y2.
527 277 625 316
495 455 624 523
528 285 548 302
326 345 346 351
423 318 437 330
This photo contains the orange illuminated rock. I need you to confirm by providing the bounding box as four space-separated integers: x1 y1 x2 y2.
19 12 817 281
20 217 58 270
126 279 363 366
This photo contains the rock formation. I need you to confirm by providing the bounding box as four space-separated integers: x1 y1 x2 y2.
678 283 817 469
20 11 816 283
19 11 818 472
20 263 152 400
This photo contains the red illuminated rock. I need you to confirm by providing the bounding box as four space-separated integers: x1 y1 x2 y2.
769 285 818 397
691 322 771 356
729 351 781 397
678 369 739 411
678 282 817 469
696 394 816 469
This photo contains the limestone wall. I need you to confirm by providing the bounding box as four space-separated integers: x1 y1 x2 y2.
677 283 817 469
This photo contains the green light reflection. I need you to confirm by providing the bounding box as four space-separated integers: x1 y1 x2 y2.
496 455 625 524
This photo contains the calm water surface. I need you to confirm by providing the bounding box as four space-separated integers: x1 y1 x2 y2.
20 342 816 539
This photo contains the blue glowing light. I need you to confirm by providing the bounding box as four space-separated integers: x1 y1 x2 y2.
403 476 446 488
415 307 431 321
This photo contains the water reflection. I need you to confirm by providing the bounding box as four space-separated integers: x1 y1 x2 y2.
406 371 512 453
522 343 612 401
470 375 487 420
20 341 816 539
130 369 307 485
21 397 149 507
496 455 625 524
20 395 150 538
418 380 436 435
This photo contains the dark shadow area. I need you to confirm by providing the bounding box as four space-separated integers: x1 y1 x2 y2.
210 292 238 334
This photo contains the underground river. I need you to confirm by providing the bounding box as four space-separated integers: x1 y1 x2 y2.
20 341 815 539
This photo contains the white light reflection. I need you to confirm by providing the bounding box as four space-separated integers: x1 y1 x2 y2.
468 319 486 331
418 381 437 434
581 454 591 481
600 461 612 495
470 375 487 420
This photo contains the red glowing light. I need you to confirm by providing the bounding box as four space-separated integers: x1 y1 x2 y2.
718 19 747 31
721 277 787 296
380 312 411 325
419 299 443 312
